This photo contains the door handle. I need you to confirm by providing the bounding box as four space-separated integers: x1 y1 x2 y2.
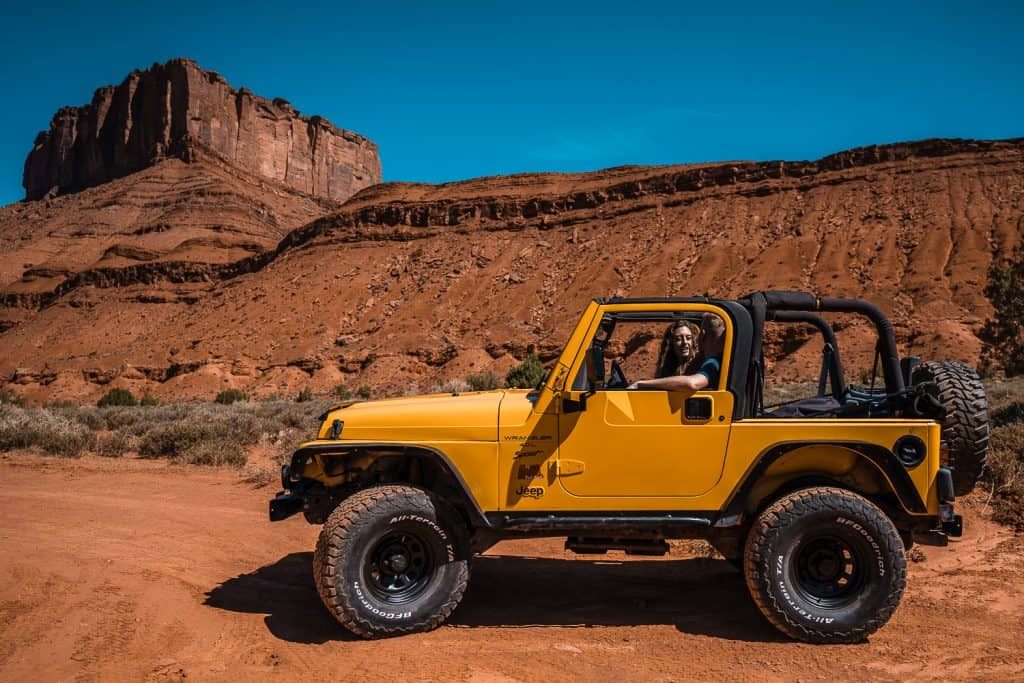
685 396 713 421
553 460 585 476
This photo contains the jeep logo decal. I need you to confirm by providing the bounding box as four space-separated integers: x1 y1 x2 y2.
515 485 545 498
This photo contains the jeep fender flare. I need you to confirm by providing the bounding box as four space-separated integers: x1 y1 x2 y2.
288 442 491 528
720 440 928 521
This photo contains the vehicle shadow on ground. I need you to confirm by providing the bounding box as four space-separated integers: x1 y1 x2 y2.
451 554 784 642
204 552 783 643
203 551 357 644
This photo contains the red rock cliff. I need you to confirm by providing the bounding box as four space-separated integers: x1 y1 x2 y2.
22 58 381 202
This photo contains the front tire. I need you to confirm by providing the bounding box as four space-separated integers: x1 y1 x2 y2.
313 485 470 638
743 487 906 644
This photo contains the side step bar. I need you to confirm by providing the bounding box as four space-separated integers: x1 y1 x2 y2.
495 514 713 533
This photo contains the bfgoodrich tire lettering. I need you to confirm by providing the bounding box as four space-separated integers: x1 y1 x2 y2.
313 484 470 638
743 487 906 644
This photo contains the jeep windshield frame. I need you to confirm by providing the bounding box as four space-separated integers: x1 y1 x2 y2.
581 297 752 420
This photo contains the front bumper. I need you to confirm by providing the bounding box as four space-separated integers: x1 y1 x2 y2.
270 463 304 521
269 490 304 521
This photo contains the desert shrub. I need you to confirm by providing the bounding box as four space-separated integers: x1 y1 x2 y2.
0 405 95 457
215 388 247 405
0 388 26 407
175 437 246 466
119 404 192 436
241 462 280 487
96 431 139 457
433 379 470 394
66 405 107 430
505 354 546 389
140 393 159 407
258 424 307 467
981 376 1024 529
97 387 137 407
986 422 1024 529
334 384 353 400
100 407 150 430
131 401 326 466
980 242 1024 377
137 407 258 458
356 385 372 400
465 371 501 392
0 397 328 467
137 420 212 459
295 387 314 403
45 399 76 409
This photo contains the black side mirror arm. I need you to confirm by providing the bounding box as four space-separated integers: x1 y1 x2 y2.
564 346 604 413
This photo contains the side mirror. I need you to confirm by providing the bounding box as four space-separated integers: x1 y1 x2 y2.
585 346 605 387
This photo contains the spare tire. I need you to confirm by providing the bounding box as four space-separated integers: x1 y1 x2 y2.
912 361 989 496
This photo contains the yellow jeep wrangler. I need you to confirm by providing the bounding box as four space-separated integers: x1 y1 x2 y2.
270 291 988 643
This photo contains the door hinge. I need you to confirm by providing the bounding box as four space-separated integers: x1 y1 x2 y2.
553 459 585 477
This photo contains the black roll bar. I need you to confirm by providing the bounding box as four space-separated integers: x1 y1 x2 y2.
757 291 904 395
766 310 847 399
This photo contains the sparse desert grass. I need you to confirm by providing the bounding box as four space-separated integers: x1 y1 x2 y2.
982 375 1024 529
0 405 96 457
0 400 327 468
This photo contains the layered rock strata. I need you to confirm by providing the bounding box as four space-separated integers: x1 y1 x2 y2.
2 138 1022 403
23 59 381 202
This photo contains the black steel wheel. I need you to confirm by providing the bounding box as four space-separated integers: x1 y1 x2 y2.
365 529 435 602
792 535 867 609
313 485 470 638
743 487 907 644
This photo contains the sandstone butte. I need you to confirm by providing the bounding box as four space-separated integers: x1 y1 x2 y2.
22 58 381 203
0 63 1021 402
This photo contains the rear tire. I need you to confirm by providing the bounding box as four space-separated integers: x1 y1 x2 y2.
313 485 470 638
743 487 906 644
913 360 990 496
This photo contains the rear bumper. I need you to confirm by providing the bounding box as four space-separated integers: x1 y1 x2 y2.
912 466 962 545
942 513 963 538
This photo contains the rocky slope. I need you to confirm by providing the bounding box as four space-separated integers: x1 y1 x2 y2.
23 59 380 202
2 137 1021 402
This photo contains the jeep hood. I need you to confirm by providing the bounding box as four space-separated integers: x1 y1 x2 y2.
320 390 506 442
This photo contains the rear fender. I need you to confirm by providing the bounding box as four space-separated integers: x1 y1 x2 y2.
722 441 928 520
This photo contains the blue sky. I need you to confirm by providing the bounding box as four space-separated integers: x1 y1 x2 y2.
1 1 1022 206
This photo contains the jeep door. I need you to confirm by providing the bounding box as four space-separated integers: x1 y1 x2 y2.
555 305 734 499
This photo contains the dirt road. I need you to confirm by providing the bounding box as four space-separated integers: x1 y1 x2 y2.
1 453 1021 682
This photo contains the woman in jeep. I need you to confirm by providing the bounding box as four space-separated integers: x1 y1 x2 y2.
629 313 726 391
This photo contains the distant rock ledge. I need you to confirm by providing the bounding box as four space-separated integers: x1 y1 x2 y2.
22 58 382 202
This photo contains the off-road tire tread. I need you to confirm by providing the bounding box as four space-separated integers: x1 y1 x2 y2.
313 484 470 638
913 360 989 496
743 487 907 644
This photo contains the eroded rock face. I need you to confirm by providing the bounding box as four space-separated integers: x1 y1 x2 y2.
22 59 381 202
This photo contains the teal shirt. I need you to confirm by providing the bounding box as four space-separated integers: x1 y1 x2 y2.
697 356 722 388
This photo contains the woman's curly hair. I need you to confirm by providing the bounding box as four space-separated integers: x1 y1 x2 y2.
654 320 699 378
